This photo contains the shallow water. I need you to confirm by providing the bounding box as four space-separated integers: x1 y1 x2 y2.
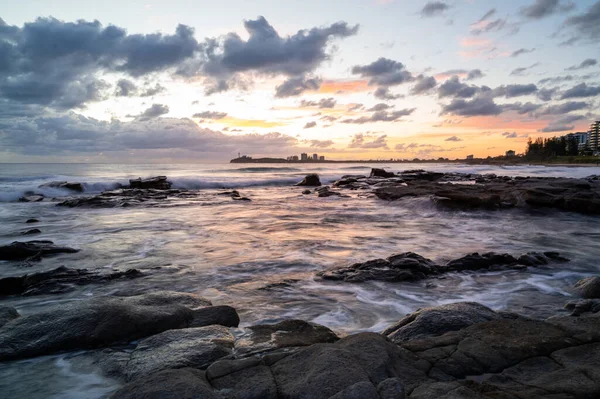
1 162 600 398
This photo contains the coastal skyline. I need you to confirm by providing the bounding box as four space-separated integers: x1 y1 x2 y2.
1 0 600 162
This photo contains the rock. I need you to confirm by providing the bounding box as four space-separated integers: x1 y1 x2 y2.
383 302 503 343
189 305 240 328
109 368 219 399
0 291 240 361
0 240 79 261
20 228 41 236
302 189 311 195
39 181 84 192
295 173 322 187
122 326 235 381
329 381 379 399
316 186 343 198
370 168 396 178
399 170 444 181
0 266 143 297
377 378 405 399
236 319 339 356
210 361 278 399
563 299 600 316
574 276 600 299
18 195 44 202
445 252 519 271
57 188 190 208
25 218 39 223
232 196 251 201
128 176 172 190
0 306 19 328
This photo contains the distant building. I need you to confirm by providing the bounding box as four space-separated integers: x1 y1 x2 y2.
588 121 600 152
312 153 318 160
301 153 308 161
319 155 325 161
505 150 516 157
566 132 588 153
466 155 474 160
291 155 299 161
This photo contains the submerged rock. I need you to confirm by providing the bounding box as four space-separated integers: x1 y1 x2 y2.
20 228 41 236
25 218 39 223
39 181 84 192
295 173 322 187
18 195 44 202
0 266 143 297
574 276 600 299
0 291 238 361
0 240 79 261
128 176 172 190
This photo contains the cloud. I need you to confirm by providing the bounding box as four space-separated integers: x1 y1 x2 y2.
438 76 479 98
502 131 528 138
539 114 586 132
351 58 413 87
445 136 463 142
192 111 228 119
395 142 419 151
303 121 317 129
537 88 556 101
538 101 589 115
374 87 402 100
140 83 166 97
138 104 169 121
470 10 509 36
116 79 137 97
467 69 485 80
341 108 415 124
366 103 394 112
511 48 535 57
565 1 600 40
566 59 598 71
348 133 389 149
320 115 339 122
520 0 574 19
421 2 450 18
510 62 540 76
410 75 437 94
493 84 538 98
274 76 321 98
560 82 600 99
504 102 543 114
441 94 502 116
300 97 337 108
308 139 334 148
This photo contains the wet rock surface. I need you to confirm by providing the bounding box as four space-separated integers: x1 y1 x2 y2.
57 188 194 208
39 181 85 192
295 173 322 187
574 276 600 299
0 266 143 297
0 240 79 261
128 176 171 190
318 251 568 283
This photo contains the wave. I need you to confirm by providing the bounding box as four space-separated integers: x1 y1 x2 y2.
231 167 302 173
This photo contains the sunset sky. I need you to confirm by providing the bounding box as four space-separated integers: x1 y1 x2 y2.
1 0 599 162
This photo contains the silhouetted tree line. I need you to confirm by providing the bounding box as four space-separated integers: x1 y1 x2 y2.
525 136 579 159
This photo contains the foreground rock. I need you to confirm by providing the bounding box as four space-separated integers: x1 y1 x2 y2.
295 173 322 187
0 240 79 261
57 188 194 208
128 176 172 190
0 291 239 361
574 276 600 299
370 168 396 178
39 181 84 192
0 266 143 297
318 251 567 283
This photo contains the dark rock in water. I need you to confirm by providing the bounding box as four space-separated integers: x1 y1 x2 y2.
25 218 39 223
318 252 438 283
39 181 84 192
21 228 41 236
232 196 251 201
109 368 219 399
0 306 19 328
295 173 321 187
188 305 240 328
0 291 240 361
0 240 79 261
399 170 444 181
445 252 520 271
316 186 344 198
370 168 396 178
57 188 191 208
302 189 311 195
383 302 503 343
0 266 143 297
18 195 44 202
128 176 172 190
574 276 600 299
563 299 600 316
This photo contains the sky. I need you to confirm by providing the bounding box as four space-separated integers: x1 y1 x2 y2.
0 0 599 163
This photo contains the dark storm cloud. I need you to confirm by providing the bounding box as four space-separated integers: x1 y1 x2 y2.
511 48 535 57
445 136 462 142
303 121 317 129
192 111 228 119
565 1 600 40
140 83 166 97
197 16 358 81
493 84 538 98
348 133 389 149
520 0 573 19
566 59 598 71
421 2 451 18
560 83 600 99
274 76 321 98
300 97 336 109
438 76 479 98
441 94 502 116
341 108 415 124
537 88 556 101
138 104 170 120
538 101 589 115
374 87 401 100
410 75 437 94
351 58 413 87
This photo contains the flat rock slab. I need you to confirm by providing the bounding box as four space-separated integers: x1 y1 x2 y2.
574 276 600 299
0 240 79 261
0 291 241 361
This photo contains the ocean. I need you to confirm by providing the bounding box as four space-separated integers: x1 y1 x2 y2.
1 162 600 397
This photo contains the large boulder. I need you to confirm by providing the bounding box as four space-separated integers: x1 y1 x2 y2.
574 276 600 299
0 266 143 297
383 302 504 343
128 176 172 190
370 168 396 178
0 240 79 261
39 181 84 192
295 173 321 187
0 291 239 361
